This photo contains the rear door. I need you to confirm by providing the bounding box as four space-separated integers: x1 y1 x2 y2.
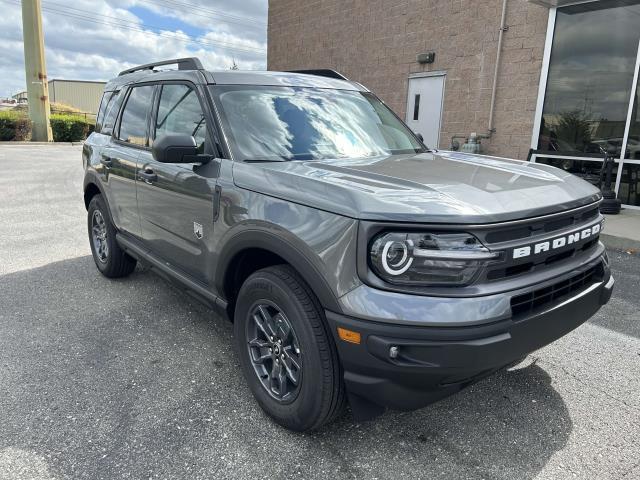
105 84 157 237
136 82 218 285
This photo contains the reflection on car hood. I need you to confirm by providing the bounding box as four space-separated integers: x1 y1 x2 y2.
232 151 602 223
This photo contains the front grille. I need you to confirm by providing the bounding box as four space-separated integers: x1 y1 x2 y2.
474 203 603 284
486 237 599 281
510 264 602 319
483 206 599 244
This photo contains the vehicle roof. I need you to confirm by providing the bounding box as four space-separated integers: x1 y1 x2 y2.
104 69 367 92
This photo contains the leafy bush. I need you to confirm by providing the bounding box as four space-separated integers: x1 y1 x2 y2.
50 114 92 141
0 110 93 142
0 111 32 141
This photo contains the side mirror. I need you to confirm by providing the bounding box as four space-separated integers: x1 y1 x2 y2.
415 132 424 143
152 134 210 164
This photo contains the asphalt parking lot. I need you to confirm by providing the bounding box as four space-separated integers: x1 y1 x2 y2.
0 144 639 480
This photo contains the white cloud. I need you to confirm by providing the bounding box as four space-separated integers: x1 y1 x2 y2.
0 0 267 99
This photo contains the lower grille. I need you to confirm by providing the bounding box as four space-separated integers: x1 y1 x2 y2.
510 264 602 319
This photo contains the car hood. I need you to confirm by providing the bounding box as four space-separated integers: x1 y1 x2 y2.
232 151 602 223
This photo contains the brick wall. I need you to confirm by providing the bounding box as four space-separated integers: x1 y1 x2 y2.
267 0 549 159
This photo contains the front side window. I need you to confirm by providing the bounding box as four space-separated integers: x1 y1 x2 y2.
210 85 425 161
118 85 155 146
154 84 206 150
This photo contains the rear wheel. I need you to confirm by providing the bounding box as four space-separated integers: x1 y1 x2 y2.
234 265 346 431
87 194 136 278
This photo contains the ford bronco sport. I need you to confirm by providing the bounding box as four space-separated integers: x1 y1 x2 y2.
83 58 614 431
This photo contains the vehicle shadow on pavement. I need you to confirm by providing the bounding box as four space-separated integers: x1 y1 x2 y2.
0 256 572 480
314 362 571 479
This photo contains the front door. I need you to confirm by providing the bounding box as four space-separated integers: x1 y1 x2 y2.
136 83 217 285
405 74 446 150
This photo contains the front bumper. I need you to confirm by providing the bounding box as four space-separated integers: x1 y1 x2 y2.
326 259 614 414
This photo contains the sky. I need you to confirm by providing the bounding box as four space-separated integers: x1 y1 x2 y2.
0 0 268 99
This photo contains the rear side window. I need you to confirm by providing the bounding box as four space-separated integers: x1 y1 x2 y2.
154 84 206 150
118 85 155 146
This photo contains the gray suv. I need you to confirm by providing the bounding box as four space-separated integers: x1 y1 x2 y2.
83 57 614 431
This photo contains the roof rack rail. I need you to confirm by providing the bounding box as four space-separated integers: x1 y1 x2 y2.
118 57 203 77
287 69 349 81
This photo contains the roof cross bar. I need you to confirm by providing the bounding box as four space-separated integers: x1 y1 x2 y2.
287 69 349 81
118 57 204 77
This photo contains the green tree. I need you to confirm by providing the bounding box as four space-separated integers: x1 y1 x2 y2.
556 110 592 151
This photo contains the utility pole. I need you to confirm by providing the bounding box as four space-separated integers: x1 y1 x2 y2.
21 0 52 141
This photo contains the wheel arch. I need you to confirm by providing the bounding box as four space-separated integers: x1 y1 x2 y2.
83 172 108 209
83 182 102 209
216 229 342 319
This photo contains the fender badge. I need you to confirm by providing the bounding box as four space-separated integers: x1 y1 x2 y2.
193 222 203 239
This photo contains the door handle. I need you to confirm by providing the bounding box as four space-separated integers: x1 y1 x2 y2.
100 156 113 167
139 168 157 184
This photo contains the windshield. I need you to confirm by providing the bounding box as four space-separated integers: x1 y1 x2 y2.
209 85 426 161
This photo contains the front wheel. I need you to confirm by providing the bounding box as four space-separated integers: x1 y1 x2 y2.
234 265 346 431
87 194 136 278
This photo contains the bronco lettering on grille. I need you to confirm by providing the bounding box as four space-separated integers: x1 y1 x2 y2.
512 222 602 259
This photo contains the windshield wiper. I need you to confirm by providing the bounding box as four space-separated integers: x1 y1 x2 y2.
243 158 290 163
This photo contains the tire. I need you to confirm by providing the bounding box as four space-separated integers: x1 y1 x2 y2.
234 265 346 431
87 194 136 278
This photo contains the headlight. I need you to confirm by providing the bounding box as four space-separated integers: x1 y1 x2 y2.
369 232 502 287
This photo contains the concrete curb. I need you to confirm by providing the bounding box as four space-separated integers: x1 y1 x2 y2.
601 233 640 252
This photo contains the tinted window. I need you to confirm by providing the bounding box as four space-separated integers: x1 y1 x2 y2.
538 1 640 155
101 90 123 136
154 84 206 150
118 85 155 146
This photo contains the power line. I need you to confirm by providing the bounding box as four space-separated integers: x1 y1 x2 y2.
5 0 266 55
44 1 266 53
137 0 266 27
40 6 265 55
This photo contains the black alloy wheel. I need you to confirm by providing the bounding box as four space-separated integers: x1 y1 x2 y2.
234 265 346 431
91 209 109 263
246 302 303 403
87 194 136 278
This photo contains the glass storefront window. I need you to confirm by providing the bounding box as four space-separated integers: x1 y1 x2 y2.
538 1 640 156
618 163 640 206
535 156 608 187
624 68 640 160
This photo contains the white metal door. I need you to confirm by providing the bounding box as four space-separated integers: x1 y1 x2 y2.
405 74 445 149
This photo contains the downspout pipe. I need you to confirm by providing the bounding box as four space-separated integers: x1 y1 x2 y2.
487 0 508 137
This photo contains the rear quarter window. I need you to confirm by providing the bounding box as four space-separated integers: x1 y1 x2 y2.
100 90 125 137
95 91 113 133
